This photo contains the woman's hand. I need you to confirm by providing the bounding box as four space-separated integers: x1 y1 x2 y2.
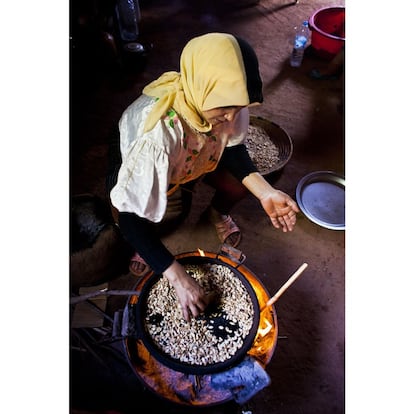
259 189 300 232
242 172 300 232
163 260 212 322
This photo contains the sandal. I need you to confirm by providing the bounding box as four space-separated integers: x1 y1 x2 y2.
129 252 151 277
213 214 242 248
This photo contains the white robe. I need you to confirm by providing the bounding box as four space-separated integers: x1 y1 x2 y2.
110 95 249 223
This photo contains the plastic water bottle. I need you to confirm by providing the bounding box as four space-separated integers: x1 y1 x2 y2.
290 21 310 67
115 0 141 42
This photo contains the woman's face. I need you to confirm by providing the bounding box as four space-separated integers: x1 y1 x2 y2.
202 106 244 127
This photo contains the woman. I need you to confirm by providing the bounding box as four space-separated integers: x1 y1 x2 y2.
107 33 299 321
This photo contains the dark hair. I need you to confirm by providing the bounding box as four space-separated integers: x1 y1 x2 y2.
234 36 263 104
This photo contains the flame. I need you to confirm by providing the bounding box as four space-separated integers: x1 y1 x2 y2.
248 305 277 365
257 317 273 337
197 248 206 257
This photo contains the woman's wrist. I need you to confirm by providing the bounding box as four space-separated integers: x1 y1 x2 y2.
163 260 182 284
242 171 274 200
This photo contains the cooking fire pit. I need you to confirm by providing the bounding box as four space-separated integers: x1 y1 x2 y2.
124 249 278 406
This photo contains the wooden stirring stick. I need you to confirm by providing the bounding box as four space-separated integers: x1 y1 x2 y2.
260 263 308 312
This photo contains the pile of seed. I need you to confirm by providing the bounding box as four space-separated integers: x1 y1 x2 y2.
245 124 280 174
144 263 255 366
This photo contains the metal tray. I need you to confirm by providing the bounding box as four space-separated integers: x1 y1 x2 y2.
296 171 345 230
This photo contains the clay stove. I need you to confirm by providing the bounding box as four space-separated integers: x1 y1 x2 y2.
123 249 278 407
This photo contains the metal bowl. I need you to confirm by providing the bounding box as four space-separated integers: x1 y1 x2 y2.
247 116 293 176
134 254 260 375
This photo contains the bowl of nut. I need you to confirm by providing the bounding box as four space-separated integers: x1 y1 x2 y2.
246 116 293 176
134 253 260 375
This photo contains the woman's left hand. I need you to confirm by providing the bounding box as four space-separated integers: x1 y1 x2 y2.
259 189 300 232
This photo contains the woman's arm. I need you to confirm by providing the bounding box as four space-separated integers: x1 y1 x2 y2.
118 212 211 321
219 144 299 231
242 172 299 232
118 212 175 273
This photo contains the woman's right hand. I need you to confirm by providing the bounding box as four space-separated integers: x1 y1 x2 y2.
163 260 211 322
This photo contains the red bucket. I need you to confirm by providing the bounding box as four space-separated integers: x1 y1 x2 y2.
309 6 345 60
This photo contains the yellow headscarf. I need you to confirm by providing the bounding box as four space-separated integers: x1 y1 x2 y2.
142 33 251 133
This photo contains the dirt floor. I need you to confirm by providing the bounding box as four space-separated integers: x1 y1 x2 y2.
70 0 345 413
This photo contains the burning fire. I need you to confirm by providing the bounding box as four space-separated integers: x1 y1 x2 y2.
248 308 277 365
257 317 273 337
